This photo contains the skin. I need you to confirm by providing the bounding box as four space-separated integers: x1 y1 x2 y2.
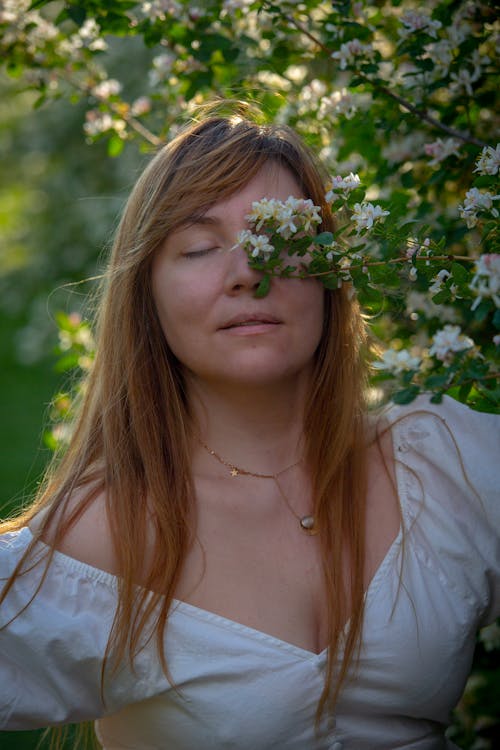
37 164 400 656
151 165 325 398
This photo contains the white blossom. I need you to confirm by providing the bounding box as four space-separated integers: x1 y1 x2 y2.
474 144 500 176
470 49 490 81
373 348 422 374
78 19 107 51
424 138 461 166
222 0 254 11
382 133 426 164
405 236 430 260
428 325 474 363
297 80 327 113
449 68 476 97
131 96 152 116
400 68 433 93
331 39 374 70
428 269 451 295
319 89 358 120
91 79 122 100
236 230 274 259
406 291 458 322
245 197 322 237
399 11 442 40
141 0 181 21
351 202 389 232
256 71 291 92
0 0 30 23
458 188 500 228
83 111 126 137
149 53 175 86
446 19 472 47
469 254 500 310
425 40 454 76
479 622 500 652
325 173 361 202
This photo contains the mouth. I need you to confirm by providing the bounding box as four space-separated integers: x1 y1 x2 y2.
220 315 281 330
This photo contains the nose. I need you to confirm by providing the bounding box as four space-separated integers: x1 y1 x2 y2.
224 243 263 294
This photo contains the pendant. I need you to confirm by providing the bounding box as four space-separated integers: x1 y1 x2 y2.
300 515 318 535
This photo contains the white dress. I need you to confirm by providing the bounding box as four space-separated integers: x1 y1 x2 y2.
0 396 499 750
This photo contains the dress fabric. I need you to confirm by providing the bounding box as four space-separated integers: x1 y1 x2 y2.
0 395 499 750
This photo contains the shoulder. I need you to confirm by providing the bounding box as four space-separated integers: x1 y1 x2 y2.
382 395 498 480
379 394 499 526
29 485 120 577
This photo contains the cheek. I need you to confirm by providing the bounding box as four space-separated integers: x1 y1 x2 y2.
297 281 325 329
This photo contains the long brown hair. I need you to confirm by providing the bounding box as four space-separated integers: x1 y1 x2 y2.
1 102 368 723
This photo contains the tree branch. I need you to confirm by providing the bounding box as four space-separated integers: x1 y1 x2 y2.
280 10 489 149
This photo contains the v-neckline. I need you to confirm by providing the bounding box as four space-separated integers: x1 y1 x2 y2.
24 419 408 661
169 418 407 658
170 523 404 660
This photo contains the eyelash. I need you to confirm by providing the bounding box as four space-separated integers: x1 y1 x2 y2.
185 247 218 258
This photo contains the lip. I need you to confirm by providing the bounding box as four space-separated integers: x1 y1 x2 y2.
219 313 282 330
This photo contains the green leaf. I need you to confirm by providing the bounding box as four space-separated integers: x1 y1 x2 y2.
67 5 87 26
392 386 420 405
107 134 125 157
430 393 444 404
321 274 340 290
314 232 334 246
254 274 271 298
425 374 449 388
493 309 500 330
473 300 491 322
431 289 450 305
450 262 469 284
459 382 473 401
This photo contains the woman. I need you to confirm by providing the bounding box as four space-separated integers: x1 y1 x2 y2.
1 106 499 749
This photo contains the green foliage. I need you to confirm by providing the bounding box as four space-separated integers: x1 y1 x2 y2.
1 0 499 746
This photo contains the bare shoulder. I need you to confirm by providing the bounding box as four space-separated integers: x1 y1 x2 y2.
364 422 400 576
29 486 119 576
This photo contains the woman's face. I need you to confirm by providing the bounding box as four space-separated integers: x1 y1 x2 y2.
151 165 325 391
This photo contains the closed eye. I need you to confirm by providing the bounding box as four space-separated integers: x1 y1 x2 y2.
184 246 220 258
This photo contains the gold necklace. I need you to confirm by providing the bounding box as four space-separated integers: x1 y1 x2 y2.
198 439 319 536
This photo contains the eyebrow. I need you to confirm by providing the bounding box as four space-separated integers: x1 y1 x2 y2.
179 215 222 230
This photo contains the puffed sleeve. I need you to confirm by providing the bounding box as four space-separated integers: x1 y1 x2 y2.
0 527 163 729
388 394 500 626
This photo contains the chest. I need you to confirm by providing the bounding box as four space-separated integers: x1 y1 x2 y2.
174 452 400 655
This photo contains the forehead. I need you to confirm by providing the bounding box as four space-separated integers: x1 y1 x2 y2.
203 164 304 220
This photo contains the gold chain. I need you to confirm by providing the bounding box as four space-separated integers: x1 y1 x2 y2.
198 439 319 535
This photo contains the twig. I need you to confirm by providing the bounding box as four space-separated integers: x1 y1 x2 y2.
279 9 489 149
59 72 162 147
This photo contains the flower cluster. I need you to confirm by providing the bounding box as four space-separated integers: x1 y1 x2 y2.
424 138 461 167
474 144 500 176
325 173 361 201
91 79 122 100
428 325 475 364
83 111 126 138
245 196 322 237
398 11 442 39
331 39 374 70
373 348 422 375
140 0 181 22
469 254 500 310
236 230 275 260
351 202 390 232
458 188 500 228
319 89 358 120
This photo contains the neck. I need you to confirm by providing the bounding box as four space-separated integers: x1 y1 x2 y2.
187 376 309 475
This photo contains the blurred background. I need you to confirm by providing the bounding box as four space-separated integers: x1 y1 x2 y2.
0 51 146 747
1 2 499 744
